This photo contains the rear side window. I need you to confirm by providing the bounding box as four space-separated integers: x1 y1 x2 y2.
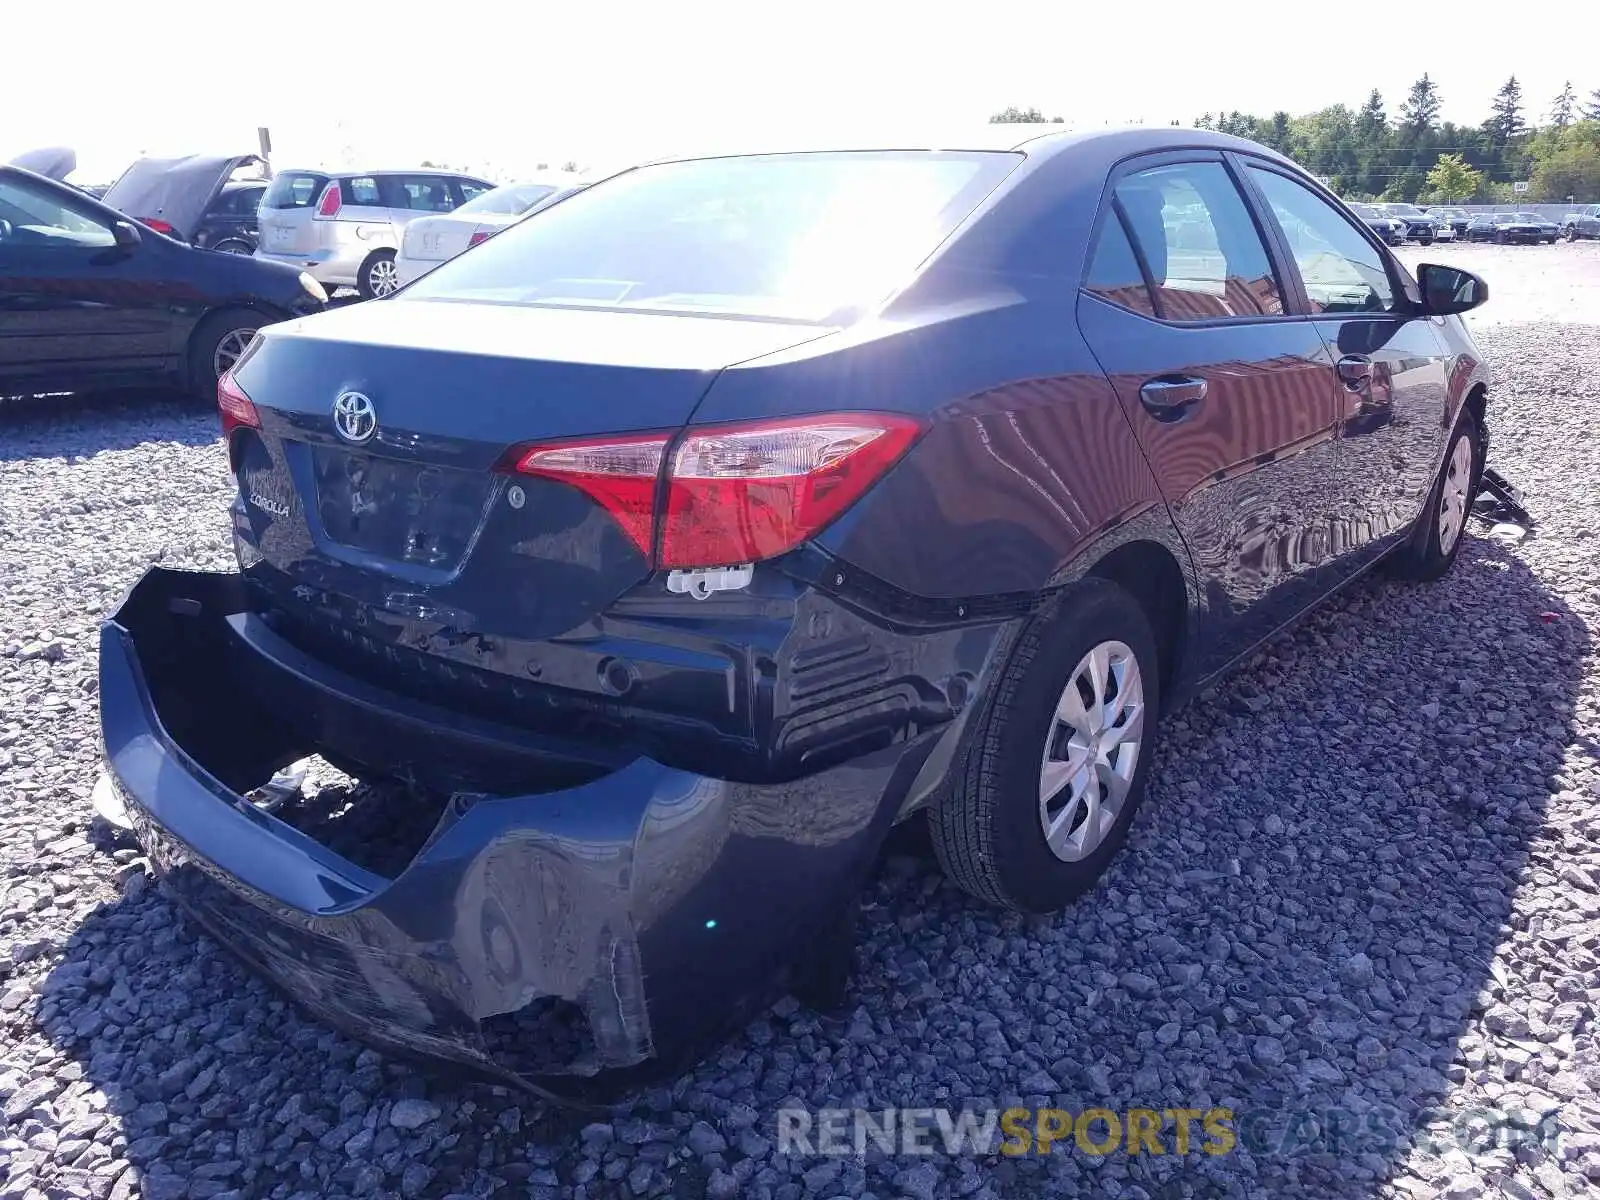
1084 213 1157 318
382 175 456 212
457 180 492 204
342 176 381 206
1114 161 1282 321
1245 166 1396 315
262 173 329 209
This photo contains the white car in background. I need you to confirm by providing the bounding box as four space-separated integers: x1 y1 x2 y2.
394 179 586 285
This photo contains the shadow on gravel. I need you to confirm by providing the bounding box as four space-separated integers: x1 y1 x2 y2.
0 388 218 462
30 537 1587 1200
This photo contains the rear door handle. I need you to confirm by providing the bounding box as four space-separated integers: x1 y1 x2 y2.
1337 355 1374 390
1138 375 1207 419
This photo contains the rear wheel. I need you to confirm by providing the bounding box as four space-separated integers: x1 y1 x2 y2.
930 580 1161 913
358 251 399 300
1388 409 1482 582
186 309 261 400
212 239 252 255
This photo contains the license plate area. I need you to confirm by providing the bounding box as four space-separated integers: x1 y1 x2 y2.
311 448 489 569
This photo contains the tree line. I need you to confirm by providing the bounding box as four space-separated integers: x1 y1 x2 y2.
992 80 1600 203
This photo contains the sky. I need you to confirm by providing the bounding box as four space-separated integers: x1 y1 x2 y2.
4 2 1594 184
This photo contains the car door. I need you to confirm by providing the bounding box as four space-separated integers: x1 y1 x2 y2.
1075 153 1343 679
1240 161 1452 577
0 171 175 390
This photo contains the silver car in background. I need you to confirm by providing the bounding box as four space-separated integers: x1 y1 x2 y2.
394 179 587 286
254 168 493 298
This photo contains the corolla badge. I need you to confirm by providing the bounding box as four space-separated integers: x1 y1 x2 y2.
332 390 378 444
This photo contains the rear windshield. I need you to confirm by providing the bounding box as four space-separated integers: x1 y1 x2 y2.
263 172 330 209
402 151 1022 324
458 183 559 216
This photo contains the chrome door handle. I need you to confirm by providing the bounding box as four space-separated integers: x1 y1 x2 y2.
1139 375 1207 419
1337 355 1374 390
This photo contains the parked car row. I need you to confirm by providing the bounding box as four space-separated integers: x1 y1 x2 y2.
1340 198 1594 247
1463 211 1563 244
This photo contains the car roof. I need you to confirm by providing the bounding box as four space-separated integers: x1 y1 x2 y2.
629 125 1298 175
275 167 488 178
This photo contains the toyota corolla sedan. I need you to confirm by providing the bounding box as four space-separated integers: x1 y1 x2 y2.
99 127 1491 1100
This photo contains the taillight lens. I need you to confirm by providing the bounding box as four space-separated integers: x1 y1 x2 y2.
468 230 492 247
316 183 342 218
140 217 175 235
659 416 921 567
503 413 922 569
508 434 669 556
217 369 260 438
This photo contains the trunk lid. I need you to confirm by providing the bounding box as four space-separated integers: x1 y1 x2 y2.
230 298 830 642
401 214 480 263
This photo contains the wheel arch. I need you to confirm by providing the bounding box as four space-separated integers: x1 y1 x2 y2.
1083 537 1192 708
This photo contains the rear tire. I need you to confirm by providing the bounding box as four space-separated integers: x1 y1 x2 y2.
930 579 1161 913
186 309 261 400
358 250 399 300
212 239 253 255
1387 409 1482 583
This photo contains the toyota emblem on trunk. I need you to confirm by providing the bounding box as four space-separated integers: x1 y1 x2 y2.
333 391 377 444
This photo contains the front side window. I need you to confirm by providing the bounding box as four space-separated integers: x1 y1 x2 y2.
404 151 1023 324
1112 161 1282 321
1247 166 1396 315
0 178 115 249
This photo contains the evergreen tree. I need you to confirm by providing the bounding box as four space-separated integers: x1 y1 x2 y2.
1550 81 1576 129
1582 88 1600 121
1355 90 1387 138
1399 75 1442 137
1485 76 1526 146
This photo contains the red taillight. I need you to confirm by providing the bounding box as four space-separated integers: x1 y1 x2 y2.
504 414 922 569
468 230 492 247
508 433 669 557
140 217 175 235
316 183 342 218
217 369 260 438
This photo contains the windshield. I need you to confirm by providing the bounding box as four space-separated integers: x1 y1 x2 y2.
1349 204 1376 218
403 150 1023 324
1514 213 1541 221
457 182 559 216
1388 204 1424 215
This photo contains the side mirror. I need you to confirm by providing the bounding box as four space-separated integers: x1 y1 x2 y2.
111 220 142 251
1417 263 1487 316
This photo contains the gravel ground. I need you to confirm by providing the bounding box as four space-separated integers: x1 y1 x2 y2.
2 253 1600 1199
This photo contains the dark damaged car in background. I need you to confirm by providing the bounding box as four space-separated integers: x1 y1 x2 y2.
1 151 324 399
97 126 1493 1100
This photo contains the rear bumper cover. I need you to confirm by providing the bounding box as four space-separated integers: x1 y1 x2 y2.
100 568 941 1100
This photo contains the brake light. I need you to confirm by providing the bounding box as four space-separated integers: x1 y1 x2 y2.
504 414 922 569
316 183 342 218
140 217 175 235
217 369 260 438
508 434 668 556
468 230 493 247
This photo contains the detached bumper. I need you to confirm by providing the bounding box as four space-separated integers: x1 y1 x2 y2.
99 568 938 1100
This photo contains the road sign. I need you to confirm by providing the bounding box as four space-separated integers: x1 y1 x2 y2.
1513 181 1529 193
